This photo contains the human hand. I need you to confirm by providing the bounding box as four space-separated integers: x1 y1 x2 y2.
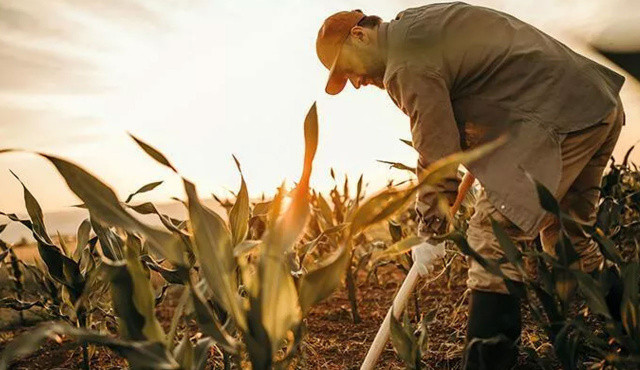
411 240 446 276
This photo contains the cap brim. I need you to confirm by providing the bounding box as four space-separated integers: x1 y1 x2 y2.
325 49 348 95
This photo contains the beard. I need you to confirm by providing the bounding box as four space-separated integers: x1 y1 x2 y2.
359 49 386 89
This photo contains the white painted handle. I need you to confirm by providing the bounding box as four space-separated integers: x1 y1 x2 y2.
360 173 471 369
360 265 421 370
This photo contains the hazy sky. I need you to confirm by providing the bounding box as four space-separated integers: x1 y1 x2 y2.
1 0 639 213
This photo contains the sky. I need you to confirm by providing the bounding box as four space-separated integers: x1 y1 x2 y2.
0 0 639 214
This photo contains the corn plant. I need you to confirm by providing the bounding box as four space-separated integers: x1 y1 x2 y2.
444 157 640 369
0 234 26 324
388 308 437 370
303 136 495 324
0 173 123 368
0 102 506 369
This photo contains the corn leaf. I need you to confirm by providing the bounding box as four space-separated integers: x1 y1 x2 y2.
377 159 416 173
229 155 250 247
125 181 163 203
233 240 262 257
90 217 124 261
41 154 184 265
526 173 560 216
188 283 238 354
574 270 611 319
621 262 640 337
256 103 318 354
490 218 524 272
129 134 178 173
172 336 194 370
316 194 334 228
389 309 417 367
73 219 92 262
184 179 246 330
388 220 403 243
10 173 84 298
298 245 349 315
373 236 423 262
350 136 506 237
11 171 53 244
400 138 414 149
0 322 179 370
102 247 165 343
192 338 215 370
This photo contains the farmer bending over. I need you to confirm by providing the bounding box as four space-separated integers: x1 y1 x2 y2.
316 3 625 369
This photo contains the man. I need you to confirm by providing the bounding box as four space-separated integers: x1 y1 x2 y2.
316 2 625 369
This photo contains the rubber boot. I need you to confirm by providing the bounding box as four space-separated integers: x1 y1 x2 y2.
462 289 522 370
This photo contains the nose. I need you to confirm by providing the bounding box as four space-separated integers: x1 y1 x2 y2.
349 76 361 89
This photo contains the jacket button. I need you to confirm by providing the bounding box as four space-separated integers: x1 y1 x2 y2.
500 205 506 210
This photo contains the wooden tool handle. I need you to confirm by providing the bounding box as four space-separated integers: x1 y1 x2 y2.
360 172 474 370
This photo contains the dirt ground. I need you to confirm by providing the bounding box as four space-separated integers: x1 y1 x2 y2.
0 253 561 369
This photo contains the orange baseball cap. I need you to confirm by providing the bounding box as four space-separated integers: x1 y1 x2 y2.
316 10 366 95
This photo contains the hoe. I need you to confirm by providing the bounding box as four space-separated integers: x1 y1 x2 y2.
361 172 475 369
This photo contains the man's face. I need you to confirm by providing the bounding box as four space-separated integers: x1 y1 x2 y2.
334 27 386 91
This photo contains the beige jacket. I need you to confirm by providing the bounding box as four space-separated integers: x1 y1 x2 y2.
380 2 625 235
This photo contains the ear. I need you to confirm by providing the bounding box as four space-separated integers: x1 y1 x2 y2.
349 26 369 44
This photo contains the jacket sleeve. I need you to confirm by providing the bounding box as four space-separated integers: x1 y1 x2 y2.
385 66 462 236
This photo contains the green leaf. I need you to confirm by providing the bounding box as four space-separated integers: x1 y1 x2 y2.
11 170 53 244
621 262 640 337
233 240 262 257
350 137 506 237
264 102 319 251
125 181 163 203
574 270 611 319
257 253 301 355
188 283 237 354
172 336 194 370
301 102 318 183
0 298 44 311
588 226 623 265
350 188 414 237
554 267 576 303
193 338 215 370
377 159 416 173
245 295 272 369
102 245 165 342
73 219 92 262
129 134 178 173
316 193 334 228
9 174 85 299
389 309 417 368
400 138 414 149
554 233 579 267
128 203 187 235
229 155 250 247
90 217 124 261
490 218 523 270
0 322 179 370
373 236 423 262
40 154 184 265
298 245 350 314
251 103 319 355
184 179 245 330
447 231 504 278
388 220 403 243
525 173 560 216
141 255 187 285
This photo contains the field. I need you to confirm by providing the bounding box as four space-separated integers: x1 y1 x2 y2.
0 104 638 370
0 243 555 369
